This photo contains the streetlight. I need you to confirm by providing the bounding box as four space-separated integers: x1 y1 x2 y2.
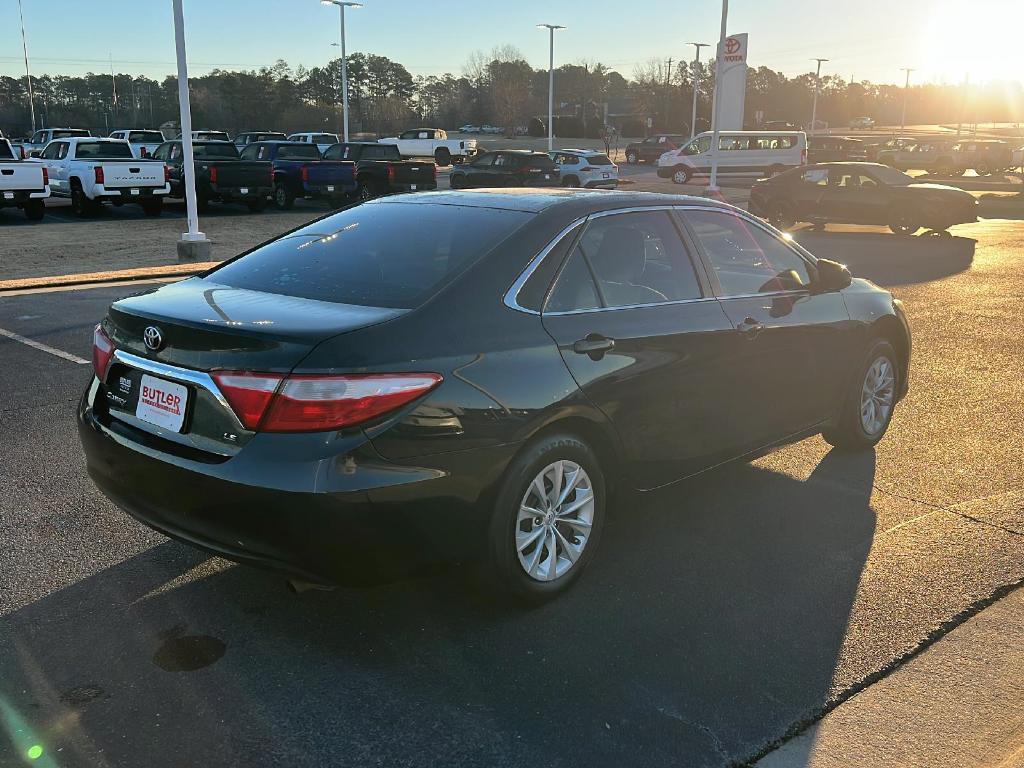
809 57 829 136
899 67 915 135
707 0 729 192
322 0 362 143
687 42 709 139
16 0 36 133
171 0 210 262
537 24 566 152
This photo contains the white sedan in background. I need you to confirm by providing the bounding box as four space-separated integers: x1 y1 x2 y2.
548 149 619 188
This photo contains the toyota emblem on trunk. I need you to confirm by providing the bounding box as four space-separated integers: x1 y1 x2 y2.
143 326 164 351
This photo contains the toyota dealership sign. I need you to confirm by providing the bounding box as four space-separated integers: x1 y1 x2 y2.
715 33 749 131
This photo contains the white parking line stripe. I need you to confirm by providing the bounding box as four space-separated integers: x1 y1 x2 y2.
0 326 89 365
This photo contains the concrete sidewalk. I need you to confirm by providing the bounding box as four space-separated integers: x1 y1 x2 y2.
756 585 1024 768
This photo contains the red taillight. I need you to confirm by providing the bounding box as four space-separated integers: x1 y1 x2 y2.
41 166 48 186
92 324 115 379
581 166 595 172
212 372 442 433
209 166 218 184
300 165 309 183
387 164 396 184
94 166 105 185
140 146 148 157
801 148 807 165
164 164 171 182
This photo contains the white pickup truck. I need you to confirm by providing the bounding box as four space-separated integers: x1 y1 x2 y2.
33 137 169 217
0 138 50 220
378 128 478 166
108 129 166 159
23 127 92 157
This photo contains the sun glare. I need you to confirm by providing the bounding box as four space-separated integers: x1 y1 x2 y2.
919 0 1024 82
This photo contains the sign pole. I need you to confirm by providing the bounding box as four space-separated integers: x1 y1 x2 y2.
707 0 728 192
172 0 211 262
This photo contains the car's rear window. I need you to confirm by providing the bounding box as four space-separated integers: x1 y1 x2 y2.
53 130 90 139
208 203 532 309
0 141 14 160
523 155 555 168
193 143 240 158
586 154 613 166
75 141 134 159
129 131 164 143
198 132 230 141
278 145 321 160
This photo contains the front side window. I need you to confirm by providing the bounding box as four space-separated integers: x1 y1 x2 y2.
472 154 494 168
683 136 711 155
802 168 828 185
686 210 811 296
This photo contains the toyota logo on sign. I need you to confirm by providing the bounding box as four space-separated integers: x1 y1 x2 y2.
143 326 164 351
725 37 741 55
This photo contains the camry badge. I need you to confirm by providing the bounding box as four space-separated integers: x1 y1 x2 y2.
143 326 164 351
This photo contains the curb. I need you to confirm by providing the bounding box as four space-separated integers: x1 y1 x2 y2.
0 262 220 293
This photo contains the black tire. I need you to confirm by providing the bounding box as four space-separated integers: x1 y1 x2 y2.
70 187 95 218
823 339 899 451
888 207 919 235
975 160 992 176
562 175 580 188
434 148 451 167
626 151 638 165
768 199 796 230
246 197 267 213
23 199 45 221
484 433 606 602
449 173 467 190
141 199 163 217
671 166 692 185
273 183 294 210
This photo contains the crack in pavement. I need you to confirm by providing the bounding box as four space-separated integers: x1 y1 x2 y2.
871 482 1024 538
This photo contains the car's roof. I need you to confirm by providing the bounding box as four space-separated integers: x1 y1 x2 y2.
485 149 548 155
556 148 608 155
374 189 735 215
804 161 892 169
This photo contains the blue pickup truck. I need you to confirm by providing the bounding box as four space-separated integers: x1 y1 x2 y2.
239 141 356 209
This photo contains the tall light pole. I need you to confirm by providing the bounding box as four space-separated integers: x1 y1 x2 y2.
809 57 829 136
687 42 709 139
16 0 36 133
899 67 914 135
538 24 566 152
322 0 362 143
171 0 210 262
707 0 729 192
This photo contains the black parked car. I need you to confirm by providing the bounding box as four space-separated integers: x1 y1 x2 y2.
624 134 688 165
749 161 978 235
449 151 560 189
323 142 437 200
152 140 273 212
79 190 910 599
807 136 867 164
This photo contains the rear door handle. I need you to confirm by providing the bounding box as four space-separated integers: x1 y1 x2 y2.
573 335 615 357
737 316 763 338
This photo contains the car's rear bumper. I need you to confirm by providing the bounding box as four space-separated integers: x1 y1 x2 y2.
209 185 272 202
78 386 512 584
391 181 437 193
584 178 618 189
0 189 49 206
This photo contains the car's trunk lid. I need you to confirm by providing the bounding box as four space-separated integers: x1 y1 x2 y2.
389 160 434 185
99 277 405 455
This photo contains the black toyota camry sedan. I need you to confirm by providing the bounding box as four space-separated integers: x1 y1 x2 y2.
749 161 977 235
79 190 911 600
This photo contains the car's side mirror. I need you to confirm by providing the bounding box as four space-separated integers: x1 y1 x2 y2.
813 258 852 293
29 150 42 158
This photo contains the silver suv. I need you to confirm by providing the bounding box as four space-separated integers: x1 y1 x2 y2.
549 149 619 189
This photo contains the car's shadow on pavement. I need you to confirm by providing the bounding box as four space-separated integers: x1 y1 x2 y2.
1 448 876 768
793 229 976 288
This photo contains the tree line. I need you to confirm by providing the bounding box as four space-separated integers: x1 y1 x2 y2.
1 46 1020 139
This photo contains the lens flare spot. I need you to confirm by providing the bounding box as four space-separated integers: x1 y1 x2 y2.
27 745 43 759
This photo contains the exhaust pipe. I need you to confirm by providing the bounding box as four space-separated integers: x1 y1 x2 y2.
286 579 334 595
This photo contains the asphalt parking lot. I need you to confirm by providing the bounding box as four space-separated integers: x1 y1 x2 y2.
1 210 1022 766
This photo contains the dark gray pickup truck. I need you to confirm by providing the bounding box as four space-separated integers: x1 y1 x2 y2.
152 140 273 212
323 142 437 201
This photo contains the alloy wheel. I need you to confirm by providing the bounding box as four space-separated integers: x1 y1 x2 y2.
860 356 895 436
516 460 595 582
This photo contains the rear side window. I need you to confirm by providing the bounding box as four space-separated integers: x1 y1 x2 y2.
278 145 320 160
525 155 555 169
208 203 532 309
587 154 613 166
75 142 133 159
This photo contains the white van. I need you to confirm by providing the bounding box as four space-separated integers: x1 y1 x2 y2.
657 130 806 184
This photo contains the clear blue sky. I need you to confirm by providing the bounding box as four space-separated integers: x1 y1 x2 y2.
0 0 1010 86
